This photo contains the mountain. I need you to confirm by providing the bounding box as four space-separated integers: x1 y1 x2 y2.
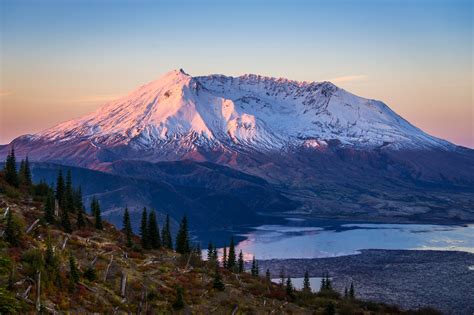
1 69 473 225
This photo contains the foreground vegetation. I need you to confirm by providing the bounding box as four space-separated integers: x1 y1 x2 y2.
0 147 441 313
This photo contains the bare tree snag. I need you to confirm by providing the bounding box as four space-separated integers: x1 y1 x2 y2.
26 219 40 234
103 255 113 282
120 272 127 298
61 236 68 250
35 271 41 312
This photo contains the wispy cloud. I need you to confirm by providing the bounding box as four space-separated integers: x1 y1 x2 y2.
0 90 13 97
328 75 367 84
66 94 123 104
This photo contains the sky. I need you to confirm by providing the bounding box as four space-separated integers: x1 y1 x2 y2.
0 0 472 147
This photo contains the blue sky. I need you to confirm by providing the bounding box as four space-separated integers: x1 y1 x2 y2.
0 0 472 146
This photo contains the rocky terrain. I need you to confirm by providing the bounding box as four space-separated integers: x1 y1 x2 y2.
260 250 474 314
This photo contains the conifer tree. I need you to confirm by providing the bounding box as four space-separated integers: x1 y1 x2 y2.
349 282 355 299
238 250 244 273
212 266 225 291
73 187 83 213
265 269 271 283
207 242 214 262
325 272 332 290
4 210 21 246
286 277 294 298
140 207 149 249
4 146 18 187
61 206 72 233
18 156 32 186
55 170 65 207
344 286 348 299
251 256 258 277
227 236 236 271
76 206 85 229
211 246 218 262
93 198 103 230
64 170 74 213
161 214 173 249
43 191 55 224
122 207 133 247
320 276 326 291
222 246 227 268
175 215 190 254
303 271 311 294
68 254 80 289
148 210 161 249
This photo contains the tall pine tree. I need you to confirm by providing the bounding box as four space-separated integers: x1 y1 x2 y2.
140 207 149 249
227 236 236 271
55 170 65 207
303 271 311 294
238 250 244 273
64 170 74 213
4 210 21 246
4 146 18 187
175 215 190 254
148 210 161 249
43 191 55 224
92 197 103 230
122 207 133 247
161 214 173 249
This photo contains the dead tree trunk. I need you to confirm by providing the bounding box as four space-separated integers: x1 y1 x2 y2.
26 219 40 234
120 272 127 298
61 236 68 250
54 200 59 217
3 207 9 217
36 271 41 312
103 255 113 282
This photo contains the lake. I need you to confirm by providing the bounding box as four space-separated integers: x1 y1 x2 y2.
211 218 474 260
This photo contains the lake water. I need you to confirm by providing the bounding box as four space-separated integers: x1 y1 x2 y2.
228 219 474 260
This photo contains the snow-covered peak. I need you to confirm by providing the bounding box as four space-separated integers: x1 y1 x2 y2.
36 69 452 152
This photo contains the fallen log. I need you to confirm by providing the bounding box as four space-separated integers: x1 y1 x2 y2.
26 219 40 234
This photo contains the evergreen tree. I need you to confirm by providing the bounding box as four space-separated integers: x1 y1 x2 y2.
19 156 32 186
325 272 332 290
4 146 18 187
122 207 133 247
68 254 80 290
303 271 311 294
64 170 74 213
43 191 55 224
61 206 72 233
222 246 227 269
349 282 355 299
161 214 173 249
286 277 294 298
207 242 214 261
73 187 83 213
76 205 85 229
55 170 65 207
211 246 218 262
140 207 149 249
148 210 161 249
227 236 236 271
320 276 326 291
251 256 258 277
175 215 190 254
265 269 271 283
4 210 21 246
212 266 225 291
93 198 103 230
238 250 244 273
344 286 348 299
172 287 185 309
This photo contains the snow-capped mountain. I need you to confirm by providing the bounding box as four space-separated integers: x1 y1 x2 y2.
33 69 451 156
3 69 473 225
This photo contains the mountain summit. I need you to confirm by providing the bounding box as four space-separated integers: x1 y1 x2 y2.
27 69 452 161
2 69 473 226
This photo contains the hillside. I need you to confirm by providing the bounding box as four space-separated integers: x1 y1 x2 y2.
0 166 441 314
